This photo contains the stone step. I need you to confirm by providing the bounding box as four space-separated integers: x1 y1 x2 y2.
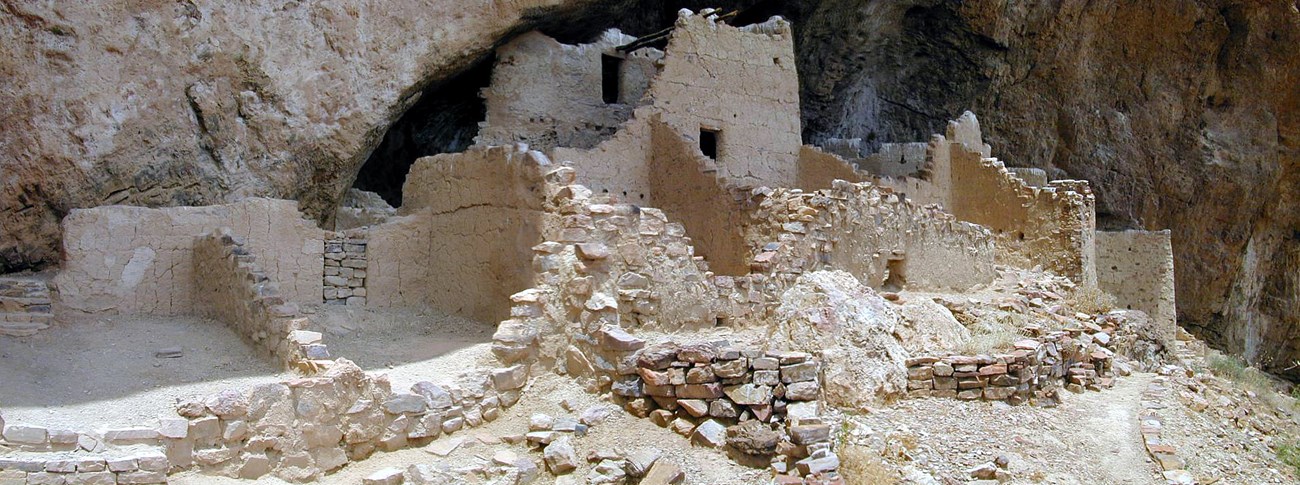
0 312 53 322
0 318 51 337
0 296 52 313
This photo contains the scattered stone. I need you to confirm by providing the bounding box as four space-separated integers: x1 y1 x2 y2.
580 405 614 426
641 460 685 485
424 437 465 457
625 449 662 477
544 437 579 475
968 462 998 479
691 419 726 448
363 467 405 485
530 414 555 431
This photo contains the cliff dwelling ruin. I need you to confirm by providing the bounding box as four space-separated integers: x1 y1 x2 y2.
2 7 1292 485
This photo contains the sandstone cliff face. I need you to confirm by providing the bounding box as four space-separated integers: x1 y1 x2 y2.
0 0 584 270
2 1 1298 375
789 0 1300 376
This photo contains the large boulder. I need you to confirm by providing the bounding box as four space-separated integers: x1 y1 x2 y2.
895 298 970 353
771 270 909 409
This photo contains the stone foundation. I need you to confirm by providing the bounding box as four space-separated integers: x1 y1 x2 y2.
903 317 1134 404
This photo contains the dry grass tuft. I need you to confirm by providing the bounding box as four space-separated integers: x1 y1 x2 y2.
838 444 897 485
1065 285 1117 315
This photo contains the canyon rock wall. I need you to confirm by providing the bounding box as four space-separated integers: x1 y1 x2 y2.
791 0 1300 376
2 1 1298 374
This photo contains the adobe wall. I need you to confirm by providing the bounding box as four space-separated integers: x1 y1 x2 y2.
949 147 1097 284
54 198 324 316
648 118 752 275
366 146 556 324
475 30 662 153
795 145 869 191
857 142 929 178
1096 230 1177 333
554 14 802 203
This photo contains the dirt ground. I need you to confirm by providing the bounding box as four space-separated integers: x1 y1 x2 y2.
308 305 497 391
0 315 287 430
839 373 1161 484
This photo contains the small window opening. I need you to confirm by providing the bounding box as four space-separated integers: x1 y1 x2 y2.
601 54 621 104
882 258 907 292
1017 231 1025 241
700 128 720 159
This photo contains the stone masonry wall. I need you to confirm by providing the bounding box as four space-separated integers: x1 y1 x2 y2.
0 276 53 337
0 357 530 483
812 113 1099 286
54 198 324 317
904 322 1124 405
746 180 997 292
949 147 1098 286
194 229 324 370
323 229 368 306
1096 230 1177 334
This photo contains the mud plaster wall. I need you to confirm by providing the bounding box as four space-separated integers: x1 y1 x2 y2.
475 30 662 153
55 198 324 316
194 231 311 369
949 146 1097 285
366 146 555 324
1096 230 1176 335
648 118 751 275
857 142 928 178
795 145 869 191
554 15 801 204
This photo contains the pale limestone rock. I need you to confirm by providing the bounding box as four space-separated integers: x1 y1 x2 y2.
772 271 909 410
543 436 578 475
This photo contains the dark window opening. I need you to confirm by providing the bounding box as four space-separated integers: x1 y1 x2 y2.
601 54 622 104
883 258 907 292
352 55 493 207
700 128 719 159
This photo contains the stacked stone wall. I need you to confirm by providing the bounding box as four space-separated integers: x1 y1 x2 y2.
904 319 1132 404
194 229 322 370
323 229 368 306
746 180 997 292
0 276 52 337
0 356 529 483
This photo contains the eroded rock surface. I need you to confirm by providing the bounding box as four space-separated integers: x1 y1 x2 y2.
772 270 910 409
2 1 1298 375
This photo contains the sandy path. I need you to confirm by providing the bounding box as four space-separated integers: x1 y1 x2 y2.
1058 373 1156 484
